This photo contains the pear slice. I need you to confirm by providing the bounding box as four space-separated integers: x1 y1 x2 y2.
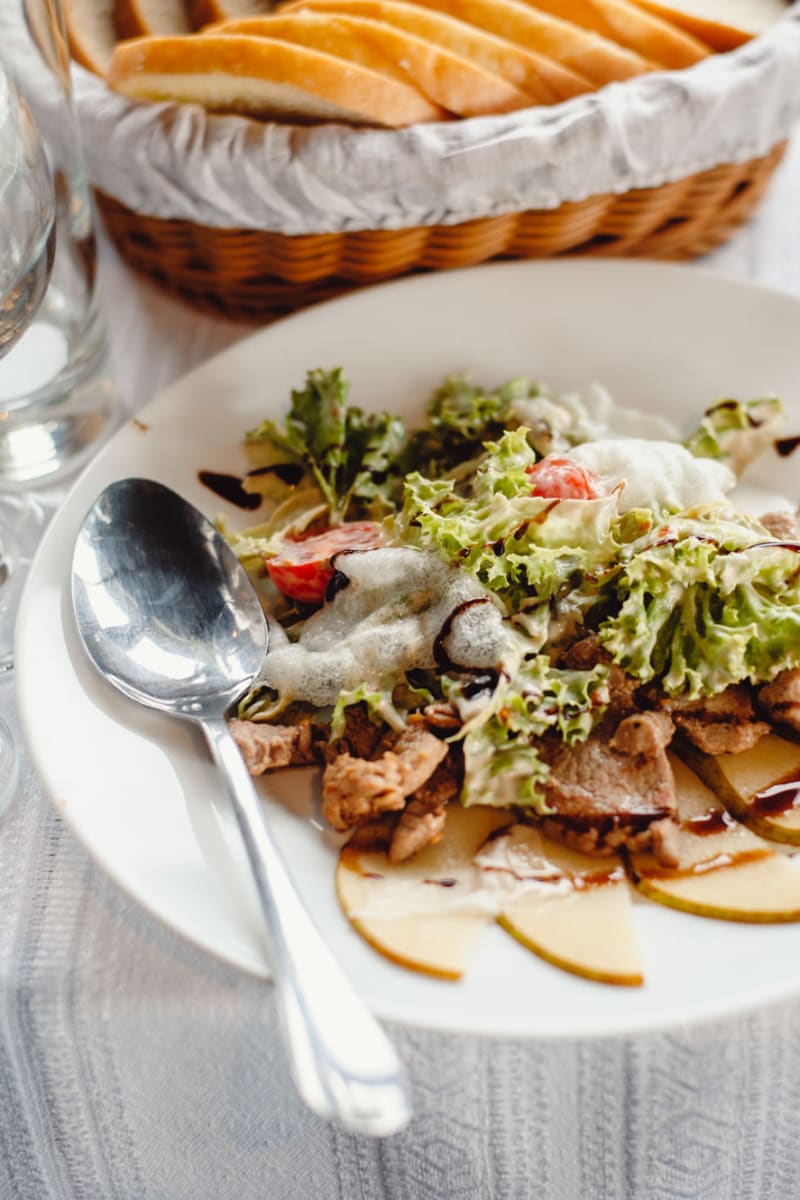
336 805 512 980
679 733 800 844
483 825 643 987
629 755 800 923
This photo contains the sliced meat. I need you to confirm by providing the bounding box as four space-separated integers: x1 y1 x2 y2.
230 717 322 775
560 634 638 715
322 725 448 833
538 712 679 867
759 509 800 542
660 685 769 755
609 710 674 757
389 752 463 863
758 668 800 734
325 703 384 762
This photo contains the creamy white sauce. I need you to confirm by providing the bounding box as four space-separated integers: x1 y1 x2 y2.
566 438 736 513
510 382 679 450
257 547 488 707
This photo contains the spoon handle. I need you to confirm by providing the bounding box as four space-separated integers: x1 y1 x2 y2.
201 718 413 1137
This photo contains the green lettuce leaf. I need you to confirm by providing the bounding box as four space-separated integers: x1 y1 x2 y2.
246 368 407 522
401 427 621 630
445 655 609 811
598 512 800 697
683 397 784 475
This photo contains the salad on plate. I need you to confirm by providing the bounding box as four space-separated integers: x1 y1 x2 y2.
216 367 800 987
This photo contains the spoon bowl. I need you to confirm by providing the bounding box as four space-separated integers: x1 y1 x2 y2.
71 477 411 1137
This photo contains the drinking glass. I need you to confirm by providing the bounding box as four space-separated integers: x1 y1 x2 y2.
0 57 55 800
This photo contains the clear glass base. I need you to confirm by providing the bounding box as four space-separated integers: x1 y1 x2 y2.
0 494 49 671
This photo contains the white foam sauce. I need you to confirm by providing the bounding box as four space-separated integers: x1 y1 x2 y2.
566 439 736 513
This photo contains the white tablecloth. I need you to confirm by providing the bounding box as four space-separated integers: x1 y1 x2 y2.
5 131 800 1200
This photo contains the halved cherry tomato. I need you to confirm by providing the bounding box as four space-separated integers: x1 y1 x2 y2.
266 521 382 605
525 456 601 500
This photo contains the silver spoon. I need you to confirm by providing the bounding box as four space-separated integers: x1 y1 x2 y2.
71 477 412 1137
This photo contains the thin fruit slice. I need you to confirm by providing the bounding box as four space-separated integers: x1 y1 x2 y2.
485 825 644 986
626 0 788 51
679 732 800 844
247 1 594 102
107 34 448 126
336 806 512 980
63 0 117 75
516 0 711 67
629 754 800 922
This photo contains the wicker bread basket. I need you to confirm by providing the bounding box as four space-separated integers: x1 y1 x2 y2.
72 6 800 323
95 145 786 322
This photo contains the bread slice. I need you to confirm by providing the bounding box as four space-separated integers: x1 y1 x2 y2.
370 0 654 82
64 0 117 75
210 11 536 114
515 0 710 67
245 1 594 102
190 0 271 27
116 0 192 38
107 33 449 125
625 0 789 51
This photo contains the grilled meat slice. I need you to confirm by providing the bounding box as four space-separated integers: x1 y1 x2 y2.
322 724 448 832
660 684 769 755
560 634 639 715
758 668 800 735
539 711 679 867
230 717 323 774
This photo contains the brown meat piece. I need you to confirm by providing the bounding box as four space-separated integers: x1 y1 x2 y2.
759 510 800 542
660 685 769 755
322 725 448 832
229 718 321 775
323 703 384 762
538 712 679 867
758 668 800 734
389 752 463 863
560 634 638 715
609 710 674 756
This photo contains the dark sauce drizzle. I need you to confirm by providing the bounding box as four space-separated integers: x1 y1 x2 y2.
752 779 800 818
197 470 261 510
775 435 800 458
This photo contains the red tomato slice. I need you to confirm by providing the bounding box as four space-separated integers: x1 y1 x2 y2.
526 456 601 500
266 522 382 604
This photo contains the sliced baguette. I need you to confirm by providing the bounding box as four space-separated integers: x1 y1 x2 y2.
516 0 710 67
190 0 271 27
212 11 535 114
107 33 449 125
258 1 594 102
626 0 788 51
115 0 192 38
378 0 654 83
64 0 117 75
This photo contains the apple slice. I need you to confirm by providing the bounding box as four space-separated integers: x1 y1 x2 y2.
679 733 800 844
483 825 643 987
629 755 800 922
336 805 511 980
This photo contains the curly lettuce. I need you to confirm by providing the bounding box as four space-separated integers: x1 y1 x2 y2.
401 427 622 634
246 368 407 522
445 655 610 811
598 511 800 698
684 397 784 476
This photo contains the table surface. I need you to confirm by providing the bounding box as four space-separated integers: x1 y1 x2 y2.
4 130 800 1200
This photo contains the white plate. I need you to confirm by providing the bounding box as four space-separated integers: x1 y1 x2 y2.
16 259 800 1040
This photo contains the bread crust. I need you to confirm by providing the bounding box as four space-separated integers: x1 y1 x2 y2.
514 0 711 68
245 2 595 102
107 33 450 125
